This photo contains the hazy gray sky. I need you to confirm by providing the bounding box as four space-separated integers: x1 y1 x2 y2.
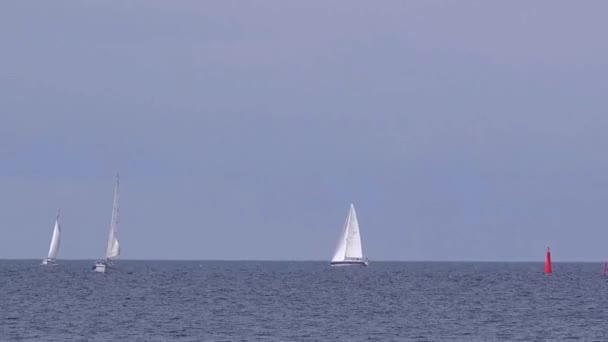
1 1 607 261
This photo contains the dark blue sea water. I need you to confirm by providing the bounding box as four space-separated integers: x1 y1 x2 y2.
1 261 607 341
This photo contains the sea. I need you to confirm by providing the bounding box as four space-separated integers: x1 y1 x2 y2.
1 261 607 341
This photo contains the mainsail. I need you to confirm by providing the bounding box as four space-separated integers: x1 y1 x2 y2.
105 174 120 259
46 211 61 260
331 203 364 262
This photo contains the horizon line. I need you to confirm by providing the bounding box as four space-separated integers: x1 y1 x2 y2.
1 258 607 263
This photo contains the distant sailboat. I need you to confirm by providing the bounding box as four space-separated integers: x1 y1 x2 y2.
42 211 61 265
94 174 121 273
331 203 369 266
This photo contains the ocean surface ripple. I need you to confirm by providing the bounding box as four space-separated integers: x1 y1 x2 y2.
1 261 607 341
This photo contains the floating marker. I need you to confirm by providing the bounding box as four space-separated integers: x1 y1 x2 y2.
603 262 607 277
545 247 552 274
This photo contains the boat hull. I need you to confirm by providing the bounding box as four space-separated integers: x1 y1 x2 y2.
93 262 107 273
330 260 369 267
41 258 58 265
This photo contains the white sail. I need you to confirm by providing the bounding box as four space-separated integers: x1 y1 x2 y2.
344 204 363 259
46 212 61 260
331 212 349 262
105 174 120 259
331 203 364 262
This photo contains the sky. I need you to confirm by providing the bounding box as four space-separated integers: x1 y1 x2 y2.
1 1 607 261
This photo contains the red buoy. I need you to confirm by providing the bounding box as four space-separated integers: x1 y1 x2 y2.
545 247 552 274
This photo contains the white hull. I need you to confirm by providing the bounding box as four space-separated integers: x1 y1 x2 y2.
94 262 107 273
41 258 58 266
330 259 369 267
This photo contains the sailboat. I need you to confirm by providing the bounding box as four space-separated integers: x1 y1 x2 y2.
330 203 369 266
94 174 121 273
41 211 61 265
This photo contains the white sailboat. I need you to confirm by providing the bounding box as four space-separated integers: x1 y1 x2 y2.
94 174 121 273
330 203 369 266
42 211 61 265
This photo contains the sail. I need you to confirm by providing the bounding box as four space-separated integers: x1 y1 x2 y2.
331 203 364 261
106 231 120 259
344 204 363 259
105 175 120 259
331 212 350 262
47 212 61 260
